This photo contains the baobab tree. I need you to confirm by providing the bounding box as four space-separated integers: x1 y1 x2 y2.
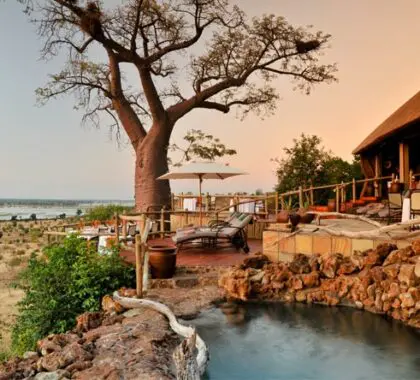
32 0 336 211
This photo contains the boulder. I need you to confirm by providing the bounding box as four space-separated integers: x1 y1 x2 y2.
241 254 270 269
289 254 311 274
301 272 320 288
398 264 417 287
383 247 414 266
321 253 342 279
383 264 400 280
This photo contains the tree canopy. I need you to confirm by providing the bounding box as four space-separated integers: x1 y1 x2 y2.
16 0 337 210
169 129 236 167
273 134 361 202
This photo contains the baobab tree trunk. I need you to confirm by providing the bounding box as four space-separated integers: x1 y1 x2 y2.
134 123 172 212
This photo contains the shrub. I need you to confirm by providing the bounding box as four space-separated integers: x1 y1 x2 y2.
85 204 133 222
11 236 135 355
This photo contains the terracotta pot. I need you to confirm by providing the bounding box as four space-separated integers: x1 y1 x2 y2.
288 213 301 228
297 209 315 224
148 245 177 279
389 182 403 193
276 210 290 223
327 199 336 212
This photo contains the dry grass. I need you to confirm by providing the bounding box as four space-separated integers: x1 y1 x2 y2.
0 219 68 348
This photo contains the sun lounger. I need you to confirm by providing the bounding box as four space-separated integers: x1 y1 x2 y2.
172 212 253 253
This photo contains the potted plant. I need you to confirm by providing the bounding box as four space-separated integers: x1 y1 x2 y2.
276 197 294 223
297 201 315 224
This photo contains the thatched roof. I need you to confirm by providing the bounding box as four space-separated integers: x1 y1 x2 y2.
353 91 420 154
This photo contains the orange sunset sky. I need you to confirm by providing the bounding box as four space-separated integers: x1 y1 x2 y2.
1 0 420 199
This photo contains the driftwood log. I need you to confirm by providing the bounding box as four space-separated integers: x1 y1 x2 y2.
173 331 200 380
307 211 382 227
113 292 209 379
305 213 420 240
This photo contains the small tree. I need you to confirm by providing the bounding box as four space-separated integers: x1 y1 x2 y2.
273 134 361 203
169 129 236 167
23 0 336 211
11 236 135 355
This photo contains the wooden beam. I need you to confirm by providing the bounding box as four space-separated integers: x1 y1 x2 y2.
399 142 409 185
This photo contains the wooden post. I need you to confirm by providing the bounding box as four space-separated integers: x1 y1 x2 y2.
171 193 175 211
135 235 143 298
280 194 285 210
184 210 189 226
374 154 381 197
122 216 127 241
335 185 340 213
299 186 304 209
352 178 356 203
115 212 119 243
274 192 279 216
309 184 314 206
264 196 268 216
399 142 409 186
160 207 165 238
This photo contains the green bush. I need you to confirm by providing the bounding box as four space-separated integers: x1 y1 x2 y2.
11 236 135 355
85 204 133 222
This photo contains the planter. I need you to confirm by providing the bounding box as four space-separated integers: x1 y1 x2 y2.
309 205 329 212
389 182 403 193
297 209 315 224
327 199 336 212
288 213 301 229
276 210 290 223
148 244 177 279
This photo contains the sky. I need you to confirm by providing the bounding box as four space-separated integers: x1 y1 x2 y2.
1 0 420 200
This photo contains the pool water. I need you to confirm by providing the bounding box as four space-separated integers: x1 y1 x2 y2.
190 303 420 380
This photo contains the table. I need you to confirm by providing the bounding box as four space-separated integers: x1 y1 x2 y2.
402 198 411 222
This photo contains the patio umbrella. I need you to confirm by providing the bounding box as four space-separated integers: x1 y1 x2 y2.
157 161 247 224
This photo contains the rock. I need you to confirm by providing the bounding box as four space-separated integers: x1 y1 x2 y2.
337 258 358 275
123 309 143 318
288 276 303 290
34 370 70 380
289 254 311 274
65 360 92 374
321 253 342 279
415 260 420 279
398 264 417 287
249 270 265 283
383 264 400 279
387 282 401 299
75 312 103 333
412 240 420 254
295 291 307 302
241 254 270 269
38 352 63 372
400 292 416 308
59 342 93 368
301 272 320 288
23 351 39 360
118 287 137 297
370 266 385 283
383 247 414 266
101 295 125 314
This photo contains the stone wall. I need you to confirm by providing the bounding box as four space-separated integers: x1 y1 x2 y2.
220 242 420 329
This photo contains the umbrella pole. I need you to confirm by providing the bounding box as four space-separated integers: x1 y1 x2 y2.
199 175 203 225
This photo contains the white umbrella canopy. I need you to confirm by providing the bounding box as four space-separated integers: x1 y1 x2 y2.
157 161 248 223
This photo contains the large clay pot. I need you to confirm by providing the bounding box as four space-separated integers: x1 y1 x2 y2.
276 210 290 223
327 199 336 212
148 245 177 279
297 210 315 224
288 213 301 230
389 182 403 193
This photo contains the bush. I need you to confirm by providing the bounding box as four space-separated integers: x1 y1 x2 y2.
85 204 133 222
11 236 135 355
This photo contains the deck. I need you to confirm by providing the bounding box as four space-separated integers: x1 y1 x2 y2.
120 238 262 267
